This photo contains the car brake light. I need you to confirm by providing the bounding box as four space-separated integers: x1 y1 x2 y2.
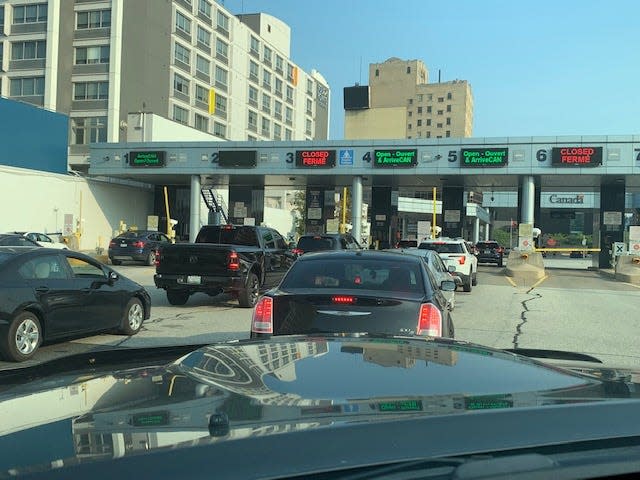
132 241 145 248
417 303 442 337
154 249 161 267
497 247 504 253
109 240 116 247
228 251 240 271
252 297 273 333
223 224 234 230
292 248 304 255
458 256 466 265
332 295 355 304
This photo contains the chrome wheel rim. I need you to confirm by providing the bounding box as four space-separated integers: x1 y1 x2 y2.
15 318 39 355
128 303 143 331
250 277 259 304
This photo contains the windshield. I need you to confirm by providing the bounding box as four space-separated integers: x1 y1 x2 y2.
419 243 465 254
195 226 259 246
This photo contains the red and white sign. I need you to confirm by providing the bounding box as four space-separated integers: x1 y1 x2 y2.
519 238 533 251
630 242 640 254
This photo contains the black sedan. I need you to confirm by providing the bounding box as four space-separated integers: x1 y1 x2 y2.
0 234 41 247
0 247 151 362
250 250 456 339
108 230 173 266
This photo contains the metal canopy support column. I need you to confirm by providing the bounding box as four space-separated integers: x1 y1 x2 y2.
189 175 201 242
352 176 363 245
474 217 480 244
520 175 535 225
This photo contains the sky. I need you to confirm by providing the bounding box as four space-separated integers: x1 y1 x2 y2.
221 0 640 140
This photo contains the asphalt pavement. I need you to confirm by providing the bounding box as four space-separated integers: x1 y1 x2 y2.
1 261 638 371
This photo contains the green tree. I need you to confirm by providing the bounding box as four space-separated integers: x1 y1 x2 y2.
291 190 306 237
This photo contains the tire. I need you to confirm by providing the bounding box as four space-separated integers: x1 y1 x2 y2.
167 290 190 306
238 272 260 308
111 258 122 266
146 250 156 266
472 271 478 286
0 311 42 362
498 258 503 268
463 275 472 292
119 298 144 335
448 317 455 339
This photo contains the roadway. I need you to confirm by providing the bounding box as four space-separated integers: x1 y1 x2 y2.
1 261 639 370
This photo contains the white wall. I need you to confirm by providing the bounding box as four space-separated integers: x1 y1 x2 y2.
127 113 217 142
0 166 154 251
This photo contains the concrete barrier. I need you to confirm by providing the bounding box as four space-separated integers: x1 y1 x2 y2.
505 250 546 282
615 255 640 284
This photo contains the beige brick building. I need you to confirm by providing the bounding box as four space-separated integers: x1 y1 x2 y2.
345 57 473 140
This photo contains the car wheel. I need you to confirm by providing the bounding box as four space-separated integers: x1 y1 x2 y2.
0 311 42 362
463 276 472 292
238 272 260 308
498 258 503 267
167 290 190 306
146 250 157 266
472 271 478 286
448 316 455 339
111 258 122 266
119 298 144 335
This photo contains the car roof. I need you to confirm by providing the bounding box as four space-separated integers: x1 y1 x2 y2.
295 250 422 263
0 246 42 255
299 233 349 238
420 237 467 243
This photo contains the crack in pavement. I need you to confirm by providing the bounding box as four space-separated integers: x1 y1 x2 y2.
512 286 543 349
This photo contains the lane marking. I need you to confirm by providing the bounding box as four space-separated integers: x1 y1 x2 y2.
529 275 549 290
622 282 640 290
504 276 517 288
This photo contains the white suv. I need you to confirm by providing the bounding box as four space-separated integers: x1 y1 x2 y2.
418 238 478 292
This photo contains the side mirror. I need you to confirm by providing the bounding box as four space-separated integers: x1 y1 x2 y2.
440 280 456 292
447 265 457 273
109 271 119 283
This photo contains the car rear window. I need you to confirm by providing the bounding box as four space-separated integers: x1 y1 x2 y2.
297 236 338 252
476 242 499 249
117 231 143 239
281 258 424 293
398 240 418 248
196 226 259 246
418 242 464 254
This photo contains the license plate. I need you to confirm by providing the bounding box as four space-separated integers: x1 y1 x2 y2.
187 275 201 285
484 250 491 254
120 243 127 247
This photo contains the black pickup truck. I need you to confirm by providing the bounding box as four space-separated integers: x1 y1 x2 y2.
154 225 295 307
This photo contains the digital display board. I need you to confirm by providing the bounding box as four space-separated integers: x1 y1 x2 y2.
373 149 418 168
218 150 257 168
295 150 336 168
129 151 166 168
461 148 508 167
343 85 370 110
551 147 602 167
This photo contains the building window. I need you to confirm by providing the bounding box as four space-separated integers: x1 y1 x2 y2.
247 135 257 141
285 85 294 103
306 78 313 95
285 128 292 140
250 36 260 55
261 117 270 136
10 76 45 96
437 109 443 115
285 106 293 125
213 121 226 138
216 10 229 33
173 42 190 65
426 119 431 126
407 123 412 130
305 119 312 135
215 38 228 59
273 123 281 140
198 0 212 18
196 55 210 76
446 130 451 137
75 45 110 64
275 78 283 97
287 64 295 82
275 55 284 74
11 40 46 60
248 85 258 106
263 45 272 65
76 9 110 29
417 94 423 102
417 106 422 114
173 73 189 95
248 109 258 131
446 117 451 125
375 68 379 77
426 106 432 113
249 60 259 82
427 94 433 101
262 93 271 114
263 70 271 89
426 131 431 138
194 113 208 132
173 105 189 125
197 26 211 47
437 122 443 128
406 66 411 73
446 104 452 112
13 4 47 24
73 81 108 100
408 98 413 105
71 116 107 144
306 98 312 115
175 11 191 35
408 111 413 117
195 84 208 103
438 97 444 102
447 92 452 100
274 100 282 119
214 66 227 88
417 119 422 126
215 94 227 114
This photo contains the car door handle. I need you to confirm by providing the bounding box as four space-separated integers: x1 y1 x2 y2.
35 286 49 293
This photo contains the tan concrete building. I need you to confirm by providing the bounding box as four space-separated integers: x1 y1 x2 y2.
344 57 473 140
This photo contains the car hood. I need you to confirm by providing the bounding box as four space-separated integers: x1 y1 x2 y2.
1 335 639 476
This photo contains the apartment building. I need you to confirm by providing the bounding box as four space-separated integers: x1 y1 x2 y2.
0 0 330 171
344 57 472 140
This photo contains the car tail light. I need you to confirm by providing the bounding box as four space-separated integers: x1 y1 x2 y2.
497 247 504 253
132 241 145 248
292 248 304 255
332 295 355 304
223 224 234 230
417 303 442 337
252 297 273 333
458 256 466 265
109 240 116 247
154 249 161 267
228 251 240 271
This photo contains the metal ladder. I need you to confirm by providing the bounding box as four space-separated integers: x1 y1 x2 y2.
200 188 229 224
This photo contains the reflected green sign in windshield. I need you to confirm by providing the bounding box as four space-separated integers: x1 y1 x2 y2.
461 148 508 167
378 400 423 412
374 149 418 168
464 395 513 410
131 411 170 427
129 151 166 168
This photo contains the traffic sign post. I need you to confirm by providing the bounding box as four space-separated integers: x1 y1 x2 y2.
613 242 626 256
